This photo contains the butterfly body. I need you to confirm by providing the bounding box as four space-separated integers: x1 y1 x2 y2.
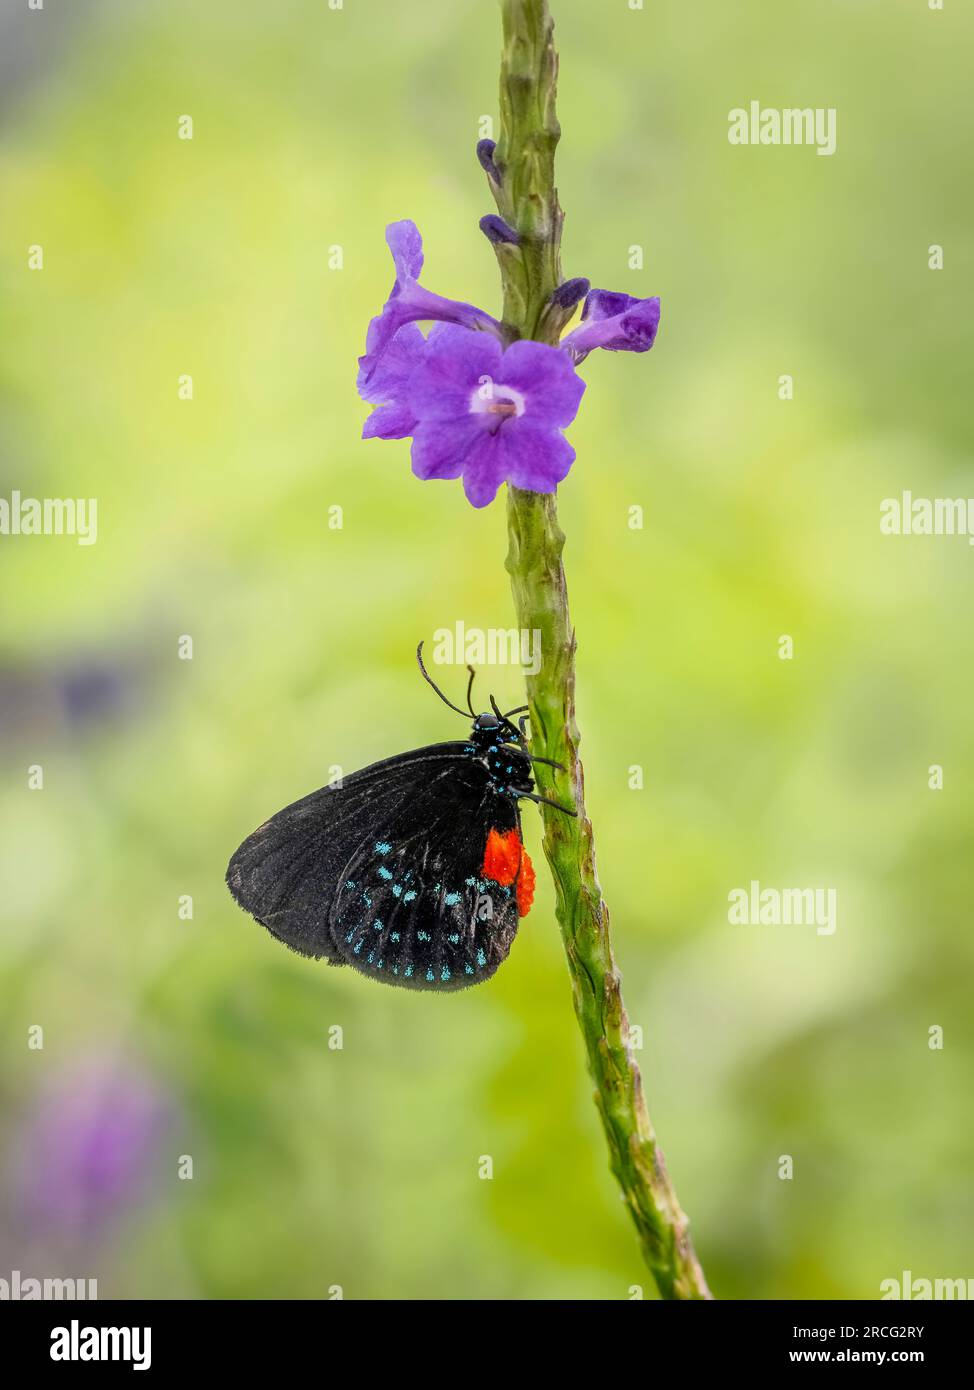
227 711 539 992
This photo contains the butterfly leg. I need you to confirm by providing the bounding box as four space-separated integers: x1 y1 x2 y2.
499 736 565 774
517 790 578 817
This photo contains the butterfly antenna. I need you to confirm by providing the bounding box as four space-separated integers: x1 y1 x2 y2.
416 641 472 719
503 703 529 719
465 665 477 718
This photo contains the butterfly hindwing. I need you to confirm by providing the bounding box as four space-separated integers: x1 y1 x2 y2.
329 761 525 990
226 742 534 990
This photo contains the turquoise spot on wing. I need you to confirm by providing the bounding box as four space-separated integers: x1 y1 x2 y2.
390 931 400 943
476 948 487 968
404 965 413 978
377 866 393 881
448 933 459 944
464 963 474 975
417 930 430 942
444 892 460 906
375 842 391 855
425 968 434 982
403 890 417 903
354 938 365 955
440 966 450 982
391 885 402 897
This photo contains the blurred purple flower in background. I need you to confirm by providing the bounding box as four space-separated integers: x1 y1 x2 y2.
0 651 147 748
11 1052 174 1240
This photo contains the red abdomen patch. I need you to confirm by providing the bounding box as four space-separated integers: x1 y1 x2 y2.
482 828 535 917
515 850 535 917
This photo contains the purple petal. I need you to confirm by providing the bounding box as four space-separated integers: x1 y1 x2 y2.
562 290 661 364
408 323 504 423
504 424 576 494
357 321 426 405
363 402 417 440
416 417 575 509
386 219 424 288
359 284 500 387
410 416 484 482
358 222 502 386
583 289 640 322
459 430 512 509
457 424 574 508
495 338 586 428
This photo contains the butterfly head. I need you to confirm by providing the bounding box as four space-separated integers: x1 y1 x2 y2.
471 710 523 749
415 643 534 783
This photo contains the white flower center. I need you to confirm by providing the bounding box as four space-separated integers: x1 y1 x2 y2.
469 380 526 423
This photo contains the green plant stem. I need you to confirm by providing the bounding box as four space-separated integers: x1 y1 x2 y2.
491 0 712 1301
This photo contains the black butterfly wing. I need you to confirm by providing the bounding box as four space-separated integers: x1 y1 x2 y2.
226 743 526 991
227 745 463 961
328 754 524 991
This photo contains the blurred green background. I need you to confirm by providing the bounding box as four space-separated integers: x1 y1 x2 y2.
1 0 972 1300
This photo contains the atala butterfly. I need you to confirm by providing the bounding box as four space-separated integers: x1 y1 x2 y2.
226 643 575 991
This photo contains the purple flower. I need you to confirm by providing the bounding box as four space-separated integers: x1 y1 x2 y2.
357 220 501 386
561 288 661 365
357 220 661 508
386 323 585 509
12 1053 174 1239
